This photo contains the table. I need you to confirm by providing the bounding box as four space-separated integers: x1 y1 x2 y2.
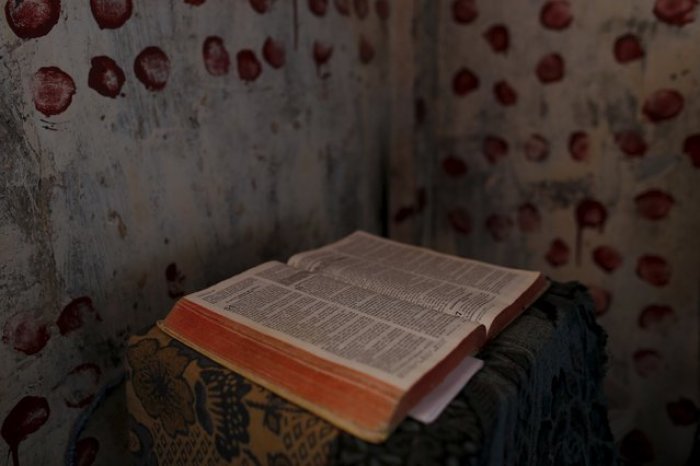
126 281 616 465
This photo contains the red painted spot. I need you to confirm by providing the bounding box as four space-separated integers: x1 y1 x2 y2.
202 36 230 76
452 68 479 96
452 0 477 24
666 398 699 426
524 134 549 162
653 0 697 26
536 53 564 83
683 133 700 168
59 363 102 408
2 313 50 355
447 208 471 235
312 41 333 77
249 0 268 13
592 245 622 273
540 0 572 30
638 304 676 331
636 255 671 287
166 263 186 298
615 130 647 157
75 437 99 466
185 0 206 4
4 0 60 39
415 188 426 212
620 429 654 463
485 214 513 241
643 89 684 122
575 198 607 264
308 0 327 16
335 0 350 15
483 24 509 53
1 396 50 466
614 34 644 63
415 98 427 126
262 37 285 69
493 80 517 106
635 189 674 221
394 206 415 223
586 285 611 316
375 0 389 20
236 49 262 82
87 56 125 98
545 238 570 267
442 155 468 177
32 67 76 117
568 131 590 161
90 0 132 29
57 296 101 336
633 348 663 377
353 0 368 19
483 135 508 164
359 35 375 64
133 46 170 91
517 203 540 233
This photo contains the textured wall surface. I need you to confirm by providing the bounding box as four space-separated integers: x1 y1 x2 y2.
0 1 397 464
392 1 699 464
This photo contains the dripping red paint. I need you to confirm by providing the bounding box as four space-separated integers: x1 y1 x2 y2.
375 0 389 20
643 89 684 122
615 130 647 157
57 296 101 335
203 36 230 76
308 0 328 16
335 0 351 16
493 81 517 106
134 47 170 91
540 0 572 30
2 396 50 466
666 398 699 426
569 131 590 161
586 285 611 316
653 0 697 26
524 134 549 162
575 198 607 264
32 67 76 117
263 37 286 69
4 0 61 39
592 245 622 272
359 36 375 64
312 41 333 77
483 24 509 53
633 349 663 377
483 135 508 164
452 0 477 24
1 314 50 355
448 208 472 235
517 203 540 233
614 34 644 63
354 0 369 19
90 0 132 29
75 437 100 466
545 238 570 267
682 134 700 168
452 68 479 96
442 155 468 177
536 53 565 83
485 214 513 241
638 304 675 330
635 189 674 220
636 255 671 287
88 56 126 98
249 0 268 13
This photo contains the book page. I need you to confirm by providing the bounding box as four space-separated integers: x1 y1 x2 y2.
185 261 484 391
288 231 542 332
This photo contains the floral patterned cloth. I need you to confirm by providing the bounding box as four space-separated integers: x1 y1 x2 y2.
126 281 615 465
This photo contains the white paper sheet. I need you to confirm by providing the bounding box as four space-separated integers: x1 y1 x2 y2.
409 356 484 424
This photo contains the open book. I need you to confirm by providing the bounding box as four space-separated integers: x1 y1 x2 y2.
159 231 548 442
